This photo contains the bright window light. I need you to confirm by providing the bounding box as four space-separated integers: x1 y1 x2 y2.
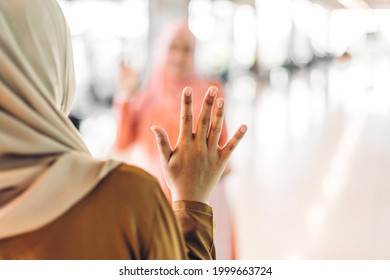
256 0 292 68
189 0 215 41
233 5 257 67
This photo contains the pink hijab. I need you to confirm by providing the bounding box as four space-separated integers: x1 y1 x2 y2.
140 22 204 110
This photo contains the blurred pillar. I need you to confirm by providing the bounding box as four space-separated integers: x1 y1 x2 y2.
148 0 190 57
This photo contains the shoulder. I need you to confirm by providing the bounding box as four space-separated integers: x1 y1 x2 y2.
100 164 161 197
106 163 159 185
88 164 166 215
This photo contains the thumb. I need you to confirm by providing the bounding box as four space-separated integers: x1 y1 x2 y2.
151 125 172 164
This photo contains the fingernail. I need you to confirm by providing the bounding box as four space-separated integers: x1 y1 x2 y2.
209 87 217 97
216 99 224 109
185 87 192 96
240 125 247 133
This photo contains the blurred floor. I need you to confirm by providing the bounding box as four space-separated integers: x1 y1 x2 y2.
225 53 390 259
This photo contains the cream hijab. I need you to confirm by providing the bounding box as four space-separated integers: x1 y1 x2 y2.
0 0 120 238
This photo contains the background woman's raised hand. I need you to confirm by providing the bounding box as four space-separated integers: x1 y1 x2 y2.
119 60 140 99
152 86 247 205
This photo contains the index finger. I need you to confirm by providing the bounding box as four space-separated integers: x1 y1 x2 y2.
178 87 193 140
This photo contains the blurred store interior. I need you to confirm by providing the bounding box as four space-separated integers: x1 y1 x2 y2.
59 0 390 259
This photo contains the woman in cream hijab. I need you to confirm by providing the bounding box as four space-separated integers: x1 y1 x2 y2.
0 0 246 259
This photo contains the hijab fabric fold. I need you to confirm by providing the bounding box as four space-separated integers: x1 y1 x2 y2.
0 0 120 239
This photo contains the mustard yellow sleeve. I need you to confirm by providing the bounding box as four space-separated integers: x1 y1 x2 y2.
115 165 215 260
172 201 216 260
139 179 186 260
143 188 216 260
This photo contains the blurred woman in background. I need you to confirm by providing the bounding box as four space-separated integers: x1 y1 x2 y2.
115 22 236 259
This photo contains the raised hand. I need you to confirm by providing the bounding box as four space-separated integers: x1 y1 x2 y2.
151 86 247 204
119 60 139 99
